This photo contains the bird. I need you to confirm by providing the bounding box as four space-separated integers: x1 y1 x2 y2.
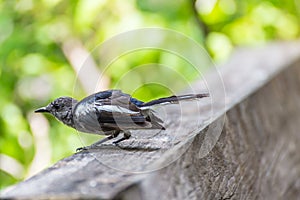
35 90 209 151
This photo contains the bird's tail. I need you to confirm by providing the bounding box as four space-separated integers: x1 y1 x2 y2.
140 93 209 107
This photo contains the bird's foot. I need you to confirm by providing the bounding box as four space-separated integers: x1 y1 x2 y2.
76 146 89 152
76 131 130 151
112 131 131 145
76 131 121 152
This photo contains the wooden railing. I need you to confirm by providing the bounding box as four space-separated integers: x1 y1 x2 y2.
2 41 300 199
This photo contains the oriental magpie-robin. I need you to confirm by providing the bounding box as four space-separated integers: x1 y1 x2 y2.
35 90 209 150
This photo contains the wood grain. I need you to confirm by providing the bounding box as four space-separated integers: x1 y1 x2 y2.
2 41 300 199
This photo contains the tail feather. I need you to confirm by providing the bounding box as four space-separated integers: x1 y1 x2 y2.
140 93 209 107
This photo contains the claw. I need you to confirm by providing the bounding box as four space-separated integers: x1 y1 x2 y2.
76 146 87 152
112 141 120 146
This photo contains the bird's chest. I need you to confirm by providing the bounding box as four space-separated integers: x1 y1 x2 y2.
73 101 105 134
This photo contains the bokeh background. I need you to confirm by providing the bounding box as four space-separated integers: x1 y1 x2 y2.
0 0 299 189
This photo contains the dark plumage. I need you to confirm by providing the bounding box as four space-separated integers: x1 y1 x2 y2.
35 90 209 150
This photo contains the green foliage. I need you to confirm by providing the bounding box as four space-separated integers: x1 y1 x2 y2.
0 0 299 190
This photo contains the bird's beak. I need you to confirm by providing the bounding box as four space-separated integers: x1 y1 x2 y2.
34 106 50 113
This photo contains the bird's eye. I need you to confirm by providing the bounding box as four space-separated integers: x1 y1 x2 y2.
52 103 60 109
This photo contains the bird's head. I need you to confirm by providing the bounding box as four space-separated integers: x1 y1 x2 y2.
35 97 78 127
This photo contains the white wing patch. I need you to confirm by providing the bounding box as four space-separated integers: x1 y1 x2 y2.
98 105 139 114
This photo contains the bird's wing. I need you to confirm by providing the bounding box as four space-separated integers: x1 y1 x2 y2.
92 90 164 125
74 90 164 133
93 90 147 124
93 90 142 111
74 90 149 133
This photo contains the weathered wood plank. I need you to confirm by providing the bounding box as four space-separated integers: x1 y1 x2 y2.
1 41 300 199
131 58 300 200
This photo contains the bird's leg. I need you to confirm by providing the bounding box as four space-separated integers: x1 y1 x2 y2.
112 131 131 145
76 130 120 152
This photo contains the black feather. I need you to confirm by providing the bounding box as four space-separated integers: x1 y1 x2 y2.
140 93 209 107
